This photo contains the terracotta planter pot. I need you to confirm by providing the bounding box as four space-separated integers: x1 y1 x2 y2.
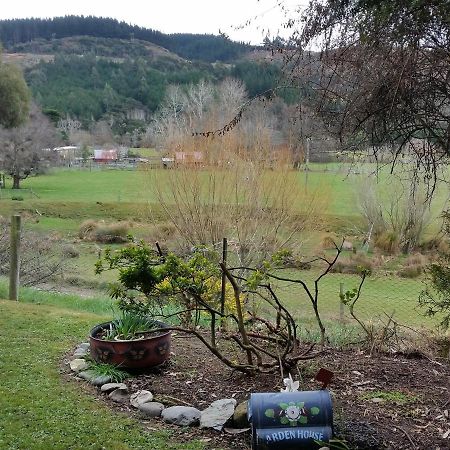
89 321 171 369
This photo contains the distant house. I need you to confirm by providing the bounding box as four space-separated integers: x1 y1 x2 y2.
94 149 118 163
53 146 79 163
175 151 203 166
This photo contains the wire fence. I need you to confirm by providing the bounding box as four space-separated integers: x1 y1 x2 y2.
255 268 438 331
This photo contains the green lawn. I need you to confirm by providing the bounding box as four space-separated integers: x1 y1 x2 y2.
0 299 204 450
269 269 438 328
0 166 445 235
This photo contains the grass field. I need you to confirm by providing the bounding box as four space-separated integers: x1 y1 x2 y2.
0 165 447 329
0 165 444 232
0 299 204 450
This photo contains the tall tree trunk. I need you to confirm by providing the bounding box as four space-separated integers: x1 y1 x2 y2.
12 175 20 189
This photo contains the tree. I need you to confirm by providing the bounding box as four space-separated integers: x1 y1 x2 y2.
0 58 30 128
280 0 450 189
0 104 59 189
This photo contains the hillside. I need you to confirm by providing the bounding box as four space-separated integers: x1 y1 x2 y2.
0 16 252 63
7 36 185 63
0 17 299 137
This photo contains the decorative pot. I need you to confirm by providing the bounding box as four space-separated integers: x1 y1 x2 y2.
89 320 171 369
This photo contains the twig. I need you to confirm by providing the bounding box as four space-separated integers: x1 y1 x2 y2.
396 426 417 449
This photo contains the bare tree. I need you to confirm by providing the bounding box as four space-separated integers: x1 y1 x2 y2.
357 173 433 253
0 104 59 189
0 217 69 286
274 0 450 191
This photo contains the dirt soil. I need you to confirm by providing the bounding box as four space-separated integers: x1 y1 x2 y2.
77 333 450 450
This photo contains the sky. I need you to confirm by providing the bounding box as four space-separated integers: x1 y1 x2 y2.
0 0 307 45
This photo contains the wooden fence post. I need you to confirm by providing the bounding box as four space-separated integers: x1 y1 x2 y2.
9 215 21 301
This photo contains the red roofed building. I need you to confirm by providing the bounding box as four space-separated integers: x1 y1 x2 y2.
94 149 118 163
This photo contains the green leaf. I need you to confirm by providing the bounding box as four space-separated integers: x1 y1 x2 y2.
311 406 320 415
279 402 289 410
264 409 275 418
280 416 290 425
299 415 308 424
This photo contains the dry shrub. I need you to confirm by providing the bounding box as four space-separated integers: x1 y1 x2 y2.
397 253 427 278
358 175 432 254
93 222 130 243
331 252 373 274
405 253 427 267
79 220 130 243
79 219 97 239
0 221 69 286
146 222 178 243
149 147 326 267
321 235 337 250
398 264 422 278
420 237 450 255
374 231 400 254
61 244 80 258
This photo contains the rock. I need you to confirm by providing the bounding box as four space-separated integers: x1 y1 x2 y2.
109 389 129 403
100 383 127 393
78 370 97 382
232 401 249 428
161 406 201 426
138 402 165 418
77 371 111 386
200 398 237 431
77 342 90 351
73 348 88 358
130 390 153 408
91 375 112 386
69 359 88 373
342 240 353 250
371 397 385 403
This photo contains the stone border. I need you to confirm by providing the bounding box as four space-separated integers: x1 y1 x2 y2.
69 343 248 430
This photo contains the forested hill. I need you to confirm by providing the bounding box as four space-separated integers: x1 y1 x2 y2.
0 16 252 62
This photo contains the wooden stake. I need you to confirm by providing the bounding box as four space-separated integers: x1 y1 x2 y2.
9 215 21 301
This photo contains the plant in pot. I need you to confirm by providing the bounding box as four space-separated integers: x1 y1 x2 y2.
90 243 171 369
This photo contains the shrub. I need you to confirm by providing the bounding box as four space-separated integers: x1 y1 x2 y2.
61 244 80 258
397 253 426 278
398 264 423 278
93 222 129 244
79 219 97 239
374 231 400 254
331 253 373 274
79 220 130 243
146 222 177 243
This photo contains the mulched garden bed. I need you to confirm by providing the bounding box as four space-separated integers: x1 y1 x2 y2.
73 332 450 449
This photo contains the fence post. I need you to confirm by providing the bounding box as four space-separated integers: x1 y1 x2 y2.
339 282 345 323
9 215 21 301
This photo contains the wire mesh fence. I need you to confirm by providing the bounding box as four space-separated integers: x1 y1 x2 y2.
254 269 438 331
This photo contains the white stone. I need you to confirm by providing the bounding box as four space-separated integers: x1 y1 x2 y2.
70 359 88 373
130 390 153 408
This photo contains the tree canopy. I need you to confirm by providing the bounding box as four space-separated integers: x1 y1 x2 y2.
0 16 251 62
283 0 450 186
0 104 58 188
0 60 30 128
